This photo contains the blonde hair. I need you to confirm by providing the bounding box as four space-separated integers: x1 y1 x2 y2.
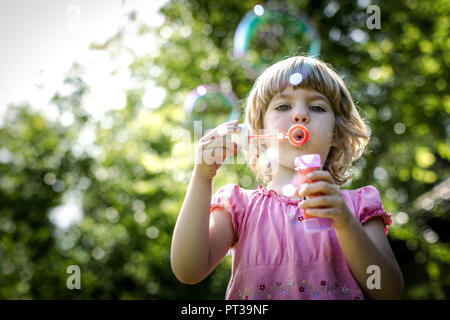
244 56 370 185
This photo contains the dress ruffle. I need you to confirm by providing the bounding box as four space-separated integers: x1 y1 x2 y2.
257 184 301 205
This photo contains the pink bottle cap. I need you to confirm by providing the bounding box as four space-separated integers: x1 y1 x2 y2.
294 154 322 171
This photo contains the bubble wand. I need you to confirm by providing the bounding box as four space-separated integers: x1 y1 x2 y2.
231 124 309 150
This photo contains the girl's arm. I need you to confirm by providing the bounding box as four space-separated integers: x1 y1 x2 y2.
170 169 234 284
171 120 239 284
334 216 404 299
298 170 404 299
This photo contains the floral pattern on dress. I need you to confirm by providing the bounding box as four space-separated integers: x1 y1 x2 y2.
235 279 363 300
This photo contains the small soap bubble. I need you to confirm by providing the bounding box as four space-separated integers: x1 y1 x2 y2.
423 228 438 244
266 147 279 160
289 73 303 86
240 175 253 188
254 5 264 16
146 226 159 239
282 184 296 197
197 85 207 96
394 122 406 134
183 84 240 130
44 172 56 185
92 247 105 261
217 125 228 136
394 212 409 225
276 131 285 140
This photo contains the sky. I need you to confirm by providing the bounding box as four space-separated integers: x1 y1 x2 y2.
0 0 167 115
0 0 168 229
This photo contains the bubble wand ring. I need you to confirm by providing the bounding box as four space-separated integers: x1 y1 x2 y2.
286 124 309 146
247 124 308 146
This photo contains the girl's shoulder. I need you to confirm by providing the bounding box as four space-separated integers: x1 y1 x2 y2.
213 183 259 198
341 185 383 205
341 185 392 233
211 183 251 208
341 185 384 212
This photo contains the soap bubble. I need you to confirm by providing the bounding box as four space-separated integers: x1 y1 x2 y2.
289 73 303 86
240 175 253 188
183 84 240 130
233 3 321 77
266 146 279 161
282 184 296 197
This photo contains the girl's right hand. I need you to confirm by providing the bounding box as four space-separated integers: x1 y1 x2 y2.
194 119 241 180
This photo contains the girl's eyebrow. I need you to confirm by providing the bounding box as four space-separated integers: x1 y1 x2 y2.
309 93 331 105
272 92 331 105
272 93 289 101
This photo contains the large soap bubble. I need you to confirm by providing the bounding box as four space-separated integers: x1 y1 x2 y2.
183 84 240 130
233 3 321 77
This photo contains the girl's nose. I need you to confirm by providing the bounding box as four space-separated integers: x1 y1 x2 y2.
292 111 309 124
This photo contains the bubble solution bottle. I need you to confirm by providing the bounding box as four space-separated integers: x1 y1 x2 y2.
295 154 333 233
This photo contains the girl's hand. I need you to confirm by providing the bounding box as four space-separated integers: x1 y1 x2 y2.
297 170 356 230
194 120 241 180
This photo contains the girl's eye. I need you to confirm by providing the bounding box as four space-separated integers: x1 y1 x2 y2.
275 104 291 111
309 105 326 112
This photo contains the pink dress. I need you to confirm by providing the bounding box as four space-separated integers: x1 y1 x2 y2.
210 184 392 300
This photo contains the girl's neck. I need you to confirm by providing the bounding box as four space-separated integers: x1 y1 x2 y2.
266 165 300 200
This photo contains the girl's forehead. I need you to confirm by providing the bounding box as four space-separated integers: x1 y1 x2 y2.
272 86 331 104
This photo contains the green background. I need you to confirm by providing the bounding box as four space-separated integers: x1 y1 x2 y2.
0 0 449 299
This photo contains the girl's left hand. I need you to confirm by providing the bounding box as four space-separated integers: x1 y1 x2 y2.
297 170 356 230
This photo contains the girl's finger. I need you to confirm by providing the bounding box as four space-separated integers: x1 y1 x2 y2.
201 146 238 165
217 123 241 136
301 208 336 219
203 140 239 153
299 181 339 197
201 123 240 142
298 195 341 209
222 119 239 126
304 170 334 184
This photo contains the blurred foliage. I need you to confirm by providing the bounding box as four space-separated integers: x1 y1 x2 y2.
0 0 449 299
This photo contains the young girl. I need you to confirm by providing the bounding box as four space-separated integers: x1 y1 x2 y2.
171 56 404 300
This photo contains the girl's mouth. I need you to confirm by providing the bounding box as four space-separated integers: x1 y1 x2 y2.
287 124 309 146
294 129 304 141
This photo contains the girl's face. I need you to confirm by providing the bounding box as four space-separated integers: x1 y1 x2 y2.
263 86 336 171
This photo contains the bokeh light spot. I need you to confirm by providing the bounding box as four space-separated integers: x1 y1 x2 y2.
146 226 160 239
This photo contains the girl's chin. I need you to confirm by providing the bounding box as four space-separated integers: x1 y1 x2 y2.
282 145 311 157
279 147 324 167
